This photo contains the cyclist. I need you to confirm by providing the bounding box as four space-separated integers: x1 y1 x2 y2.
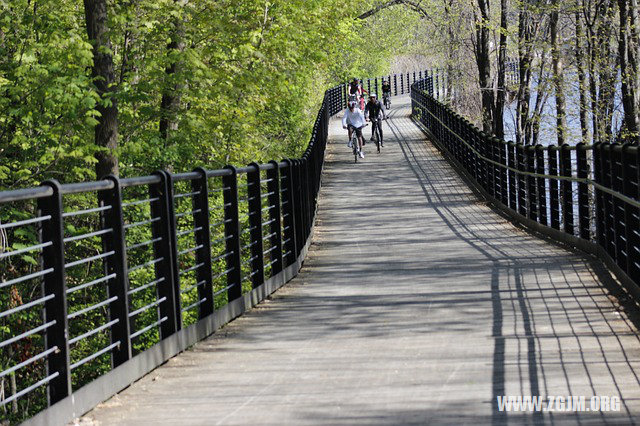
358 79 368 110
342 100 366 159
381 79 391 108
348 78 359 102
364 93 387 147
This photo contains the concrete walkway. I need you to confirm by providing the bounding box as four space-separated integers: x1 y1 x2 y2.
81 96 640 425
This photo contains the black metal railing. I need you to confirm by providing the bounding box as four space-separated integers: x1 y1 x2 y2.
411 76 640 299
0 68 432 424
0 83 346 424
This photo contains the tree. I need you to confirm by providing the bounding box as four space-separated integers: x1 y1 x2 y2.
84 0 119 178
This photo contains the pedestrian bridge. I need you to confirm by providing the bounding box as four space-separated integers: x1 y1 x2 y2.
2 77 640 425
84 96 640 424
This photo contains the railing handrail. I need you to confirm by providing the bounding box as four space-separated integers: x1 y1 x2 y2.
411 75 640 302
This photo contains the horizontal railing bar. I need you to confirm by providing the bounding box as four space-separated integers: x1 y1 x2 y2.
174 190 199 199
265 258 279 268
213 283 235 297
262 218 276 227
128 257 164 274
179 262 205 276
0 346 58 380
68 296 118 319
130 316 168 339
70 342 120 370
180 280 206 295
0 186 53 204
204 169 234 178
124 217 160 230
60 180 114 195
176 227 202 238
120 175 162 188
122 197 160 208
0 372 59 407
208 186 231 194
129 297 167 318
0 294 55 319
172 172 200 182
62 205 111 218
210 218 232 228
67 273 116 294
0 268 54 289
64 228 113 243
212 267 234 281
175 209 201 219
211 251 233 263
178 244 204 257
0 241 52 260
69 319 119 345
181 298 207 313
261 191 276 198
65 251 114 268
127 237 162 251
262 232 277 241
211 235 233 245
0 320 56 349
241 254 259 266
263 245 278 255
0 215 51 229
128 277 165 296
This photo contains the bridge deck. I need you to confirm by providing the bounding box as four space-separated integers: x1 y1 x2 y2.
82 96 640 425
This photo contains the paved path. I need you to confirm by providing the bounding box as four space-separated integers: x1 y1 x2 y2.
81 96 640 425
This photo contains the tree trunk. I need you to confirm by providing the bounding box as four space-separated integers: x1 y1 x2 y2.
618 0 640 143
550 0 567 145
84 0 119 178
516 6 535 144
575 6 590 144
494 0 508 139
475 0 494 134
159 0 187 149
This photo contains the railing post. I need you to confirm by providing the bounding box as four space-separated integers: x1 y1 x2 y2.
593 143 605 248
37 180 72 405
247 162 264 289
281 159 297 266
400 73 404 95
267 161 283 276
576 144 590 240
516 143 526 216
149 171 181 337
622 145 640 281
394 74 398 96
525 144 537 221
222 166 242 301
560 144 574 235
191 167 214 318
535 145 548 226
548 145 560 229
601 144 615 258
499 139 508 205
98 175 132 367
507 142 517 210
611 144 626 267
293 159 304 257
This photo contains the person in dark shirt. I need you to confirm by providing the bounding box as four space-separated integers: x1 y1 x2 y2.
364 93 387 147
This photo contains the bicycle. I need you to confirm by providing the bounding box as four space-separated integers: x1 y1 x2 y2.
370 118 384 153
383 92 391 109
348 123 367 163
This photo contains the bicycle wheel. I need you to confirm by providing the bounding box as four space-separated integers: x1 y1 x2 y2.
374 122 380 153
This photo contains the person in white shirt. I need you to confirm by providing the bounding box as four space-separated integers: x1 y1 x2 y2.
342 101 366 158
